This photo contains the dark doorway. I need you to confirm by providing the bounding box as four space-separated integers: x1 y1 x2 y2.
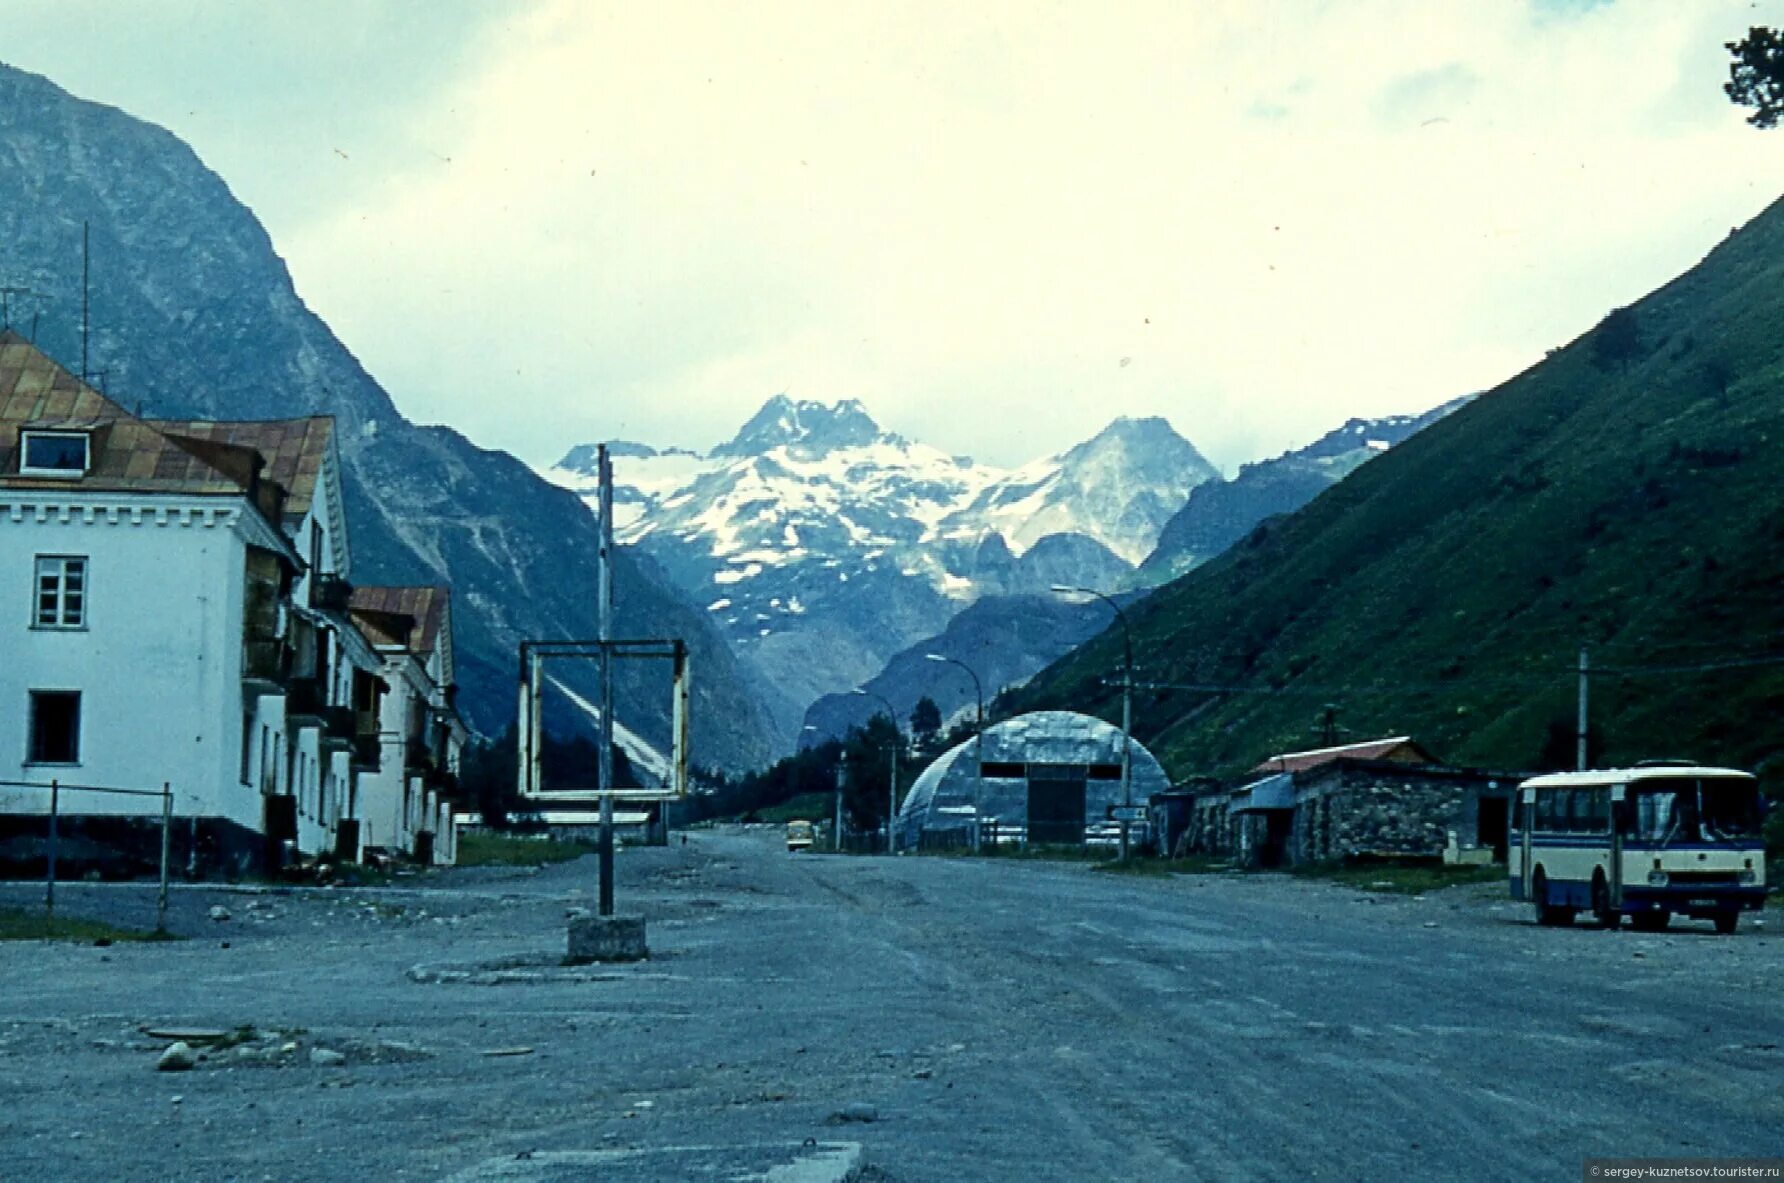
1257 811 1294 868
1478 796 1510 862
1027 768 1087 845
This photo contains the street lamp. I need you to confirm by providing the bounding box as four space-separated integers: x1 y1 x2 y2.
851 689 902 853
925 654 985 851
1052 584 1134 861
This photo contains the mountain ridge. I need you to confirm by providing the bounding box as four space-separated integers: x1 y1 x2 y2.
1012 195 1784 791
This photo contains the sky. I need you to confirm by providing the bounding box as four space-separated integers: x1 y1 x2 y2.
6 0 1784 471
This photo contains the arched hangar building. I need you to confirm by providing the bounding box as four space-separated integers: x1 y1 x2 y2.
895 710 1171 850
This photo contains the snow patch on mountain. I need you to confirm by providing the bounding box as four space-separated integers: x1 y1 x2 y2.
545 396 1215 742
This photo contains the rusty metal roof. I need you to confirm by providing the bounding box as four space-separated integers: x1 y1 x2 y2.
0 331 333 515
1250 736 1435 775
146 418 334 521
349 585 449 655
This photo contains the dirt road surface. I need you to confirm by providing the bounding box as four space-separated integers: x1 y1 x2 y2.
2 826 1778 1181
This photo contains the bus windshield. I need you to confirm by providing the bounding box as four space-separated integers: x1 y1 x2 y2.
1623 778 1763 844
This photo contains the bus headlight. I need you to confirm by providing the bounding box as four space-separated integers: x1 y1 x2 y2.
1738 869 1757 886
1647 871 1670 887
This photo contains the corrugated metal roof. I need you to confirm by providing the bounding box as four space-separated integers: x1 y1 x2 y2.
1231 772 1295 812
0 331 332 514
147 417 334 521
349 585 448 654
1251 736 1433 775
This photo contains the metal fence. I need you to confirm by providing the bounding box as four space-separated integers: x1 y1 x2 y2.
0 778 174 934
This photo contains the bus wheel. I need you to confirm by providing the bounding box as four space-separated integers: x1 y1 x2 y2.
1631 910 1670 932
1591 874 1620 930
1713 912 1739 936
1533 870 1573 926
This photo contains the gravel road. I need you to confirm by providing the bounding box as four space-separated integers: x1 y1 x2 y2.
1 826 1778 1181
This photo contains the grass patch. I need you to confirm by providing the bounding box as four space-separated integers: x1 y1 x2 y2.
0 905 176 943
1090 854 1234 877
455 832 598 868
1291 859 1506 895
751 794 833 825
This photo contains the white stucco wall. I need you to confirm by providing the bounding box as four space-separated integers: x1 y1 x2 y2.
0 495 268 831
355 653 422 855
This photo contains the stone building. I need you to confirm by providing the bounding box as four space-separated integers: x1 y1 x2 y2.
1170 737 1518 868
1288 759 1514 865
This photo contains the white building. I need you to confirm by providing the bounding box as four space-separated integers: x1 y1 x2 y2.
348 586 468 866
0 330 465 874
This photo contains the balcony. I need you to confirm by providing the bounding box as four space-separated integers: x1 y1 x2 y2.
286 676 326 724
426 768 462 803
350 710 382 770
243 639 290 694
351 732 382 770
320 705 356 751
405 736 438 776
314 574 353 613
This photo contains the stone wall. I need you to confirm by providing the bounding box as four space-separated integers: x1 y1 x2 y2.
1291 761 1512 863
1167 760 1516 866
1175 792 1243 858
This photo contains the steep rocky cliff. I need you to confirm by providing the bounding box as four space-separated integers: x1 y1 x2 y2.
0 63 777 769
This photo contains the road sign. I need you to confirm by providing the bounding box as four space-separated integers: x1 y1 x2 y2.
1109 806 1147 822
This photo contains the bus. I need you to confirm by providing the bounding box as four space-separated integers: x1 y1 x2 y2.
1512 765 1767 933
786 820 816 853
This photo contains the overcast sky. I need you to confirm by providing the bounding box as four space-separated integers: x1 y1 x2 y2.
6 0 1784 471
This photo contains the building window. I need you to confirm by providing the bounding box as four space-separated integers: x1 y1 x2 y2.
240 713 254 785
27 691 81 764
19 431 91 477
34 556 87 628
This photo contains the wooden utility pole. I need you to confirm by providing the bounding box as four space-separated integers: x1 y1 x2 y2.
80 222 91 382
1576 647 1590 772
833 763 844 851
597 444 616 916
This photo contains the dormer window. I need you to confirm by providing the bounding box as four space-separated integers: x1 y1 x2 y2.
20 431 91 477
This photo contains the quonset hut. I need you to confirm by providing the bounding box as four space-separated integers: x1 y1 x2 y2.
895 711 1172 850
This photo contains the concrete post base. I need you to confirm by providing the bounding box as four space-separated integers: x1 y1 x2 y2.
566 914 648 964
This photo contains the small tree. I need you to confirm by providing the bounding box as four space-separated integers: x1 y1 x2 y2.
909 696 942 750
1589 306 1643 371
840 715 901 832
1726 26 1784 128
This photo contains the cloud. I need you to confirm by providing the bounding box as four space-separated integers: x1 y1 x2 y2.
12 0 1784 470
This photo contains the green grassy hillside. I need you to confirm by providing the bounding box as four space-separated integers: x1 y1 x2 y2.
1014 198 1784 796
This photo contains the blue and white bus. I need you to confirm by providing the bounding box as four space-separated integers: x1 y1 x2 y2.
1512 765 1767 934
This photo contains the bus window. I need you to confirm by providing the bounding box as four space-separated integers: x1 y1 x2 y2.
1584 788 1610 833
1629 788 1682 844
1700 778 1764 840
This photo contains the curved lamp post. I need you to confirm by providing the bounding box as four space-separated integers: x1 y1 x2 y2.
925 654 985 851
851 688 902 854
1052 584 1134 861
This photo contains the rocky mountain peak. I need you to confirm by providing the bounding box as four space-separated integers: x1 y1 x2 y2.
1061 415 1220 483
710 394 891 458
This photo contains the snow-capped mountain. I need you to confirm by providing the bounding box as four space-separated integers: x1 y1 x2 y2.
545 397 1217 740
